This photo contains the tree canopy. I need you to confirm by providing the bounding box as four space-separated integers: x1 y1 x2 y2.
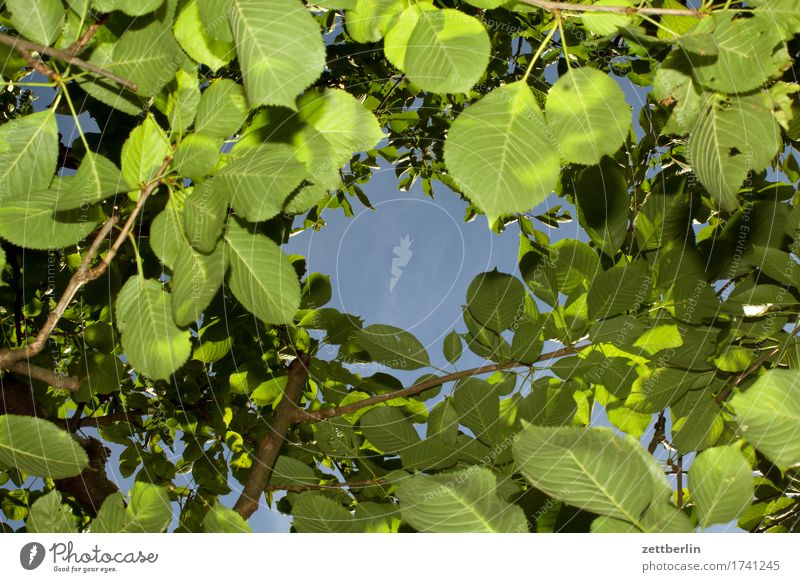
1 0 800 533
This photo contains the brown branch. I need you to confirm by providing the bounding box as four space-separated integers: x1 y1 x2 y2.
234 353 311 520
65 16 109 58
715 345 781 404
676 454 684 509
6 361 80 391
265 478 384 493
518 0 706 18
0 31 137 91
0 157 171 384
292 343 588 424
17 48 60 83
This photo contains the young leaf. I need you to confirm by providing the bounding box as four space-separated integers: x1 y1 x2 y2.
115 277 192 380
730 369 800 467
223 220 301 325
689 446 754 527
442 331 462 364
397 467 527 532
546 68 631 165
0 415 89 479
230 0 325 109
444 82 560 218
121 115 170 189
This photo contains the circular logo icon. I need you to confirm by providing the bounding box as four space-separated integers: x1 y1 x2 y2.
19 542 46 570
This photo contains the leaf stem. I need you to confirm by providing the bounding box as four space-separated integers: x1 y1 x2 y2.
523 20 559 83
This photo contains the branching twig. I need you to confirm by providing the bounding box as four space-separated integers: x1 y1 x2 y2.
234 354 311 520
0 158 171 386
0 31 137 91
265 478 385 493
65 16 109 58
518 0 706 18
292 343 589 423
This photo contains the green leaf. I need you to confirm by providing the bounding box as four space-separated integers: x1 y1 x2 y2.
121 115 170 189
345 0 405 43
91 0 164 16
442 331 462 364
513 425 669 524
6 0 64 46
172 134 223 181
27 491 75 533
215 144 307 222
510 320 543 364
171 242 226 327
223 220 301 325
0 187 102 250
383 6 490 94
197 0 233 42
688 12 790 94
297 88 384 165
230 0 325 109
300 272 332 309
115 276 192 380
0 111 58 199
361 407 420 453
194 79 249 138
690 445 754 528
453 378 499 445
174 2 235 72
466 270 526 333
123 483 172 532
689 95 782 212
150 195 185 270
652 51 702 135
57 153 129 210
112 21 183 97
292 492 358 533
582 0 638 36
545 67 631 165
203 503 253 532
0 415 88 479
730 369 800 467
573 160 629 256
159 68 200 136
587 261 651 319
444 82 559 218
92 493 128 533
400 437 457 471
427 398 459 445
357 324 430 370
76 43 146 115
181 181 227 254
397 467 528 532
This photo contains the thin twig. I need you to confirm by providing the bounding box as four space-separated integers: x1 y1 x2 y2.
676 454 684 509
234 354 311 520
375 74 405 114
715 345 781 404
265 478 384 493
518 0 706 18
292 343 589 423
0 31 137 91
65 16 109 57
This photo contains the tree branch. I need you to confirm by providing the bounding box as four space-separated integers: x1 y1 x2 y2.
518 0 706 18
265 478 384 493
292 343 588 424
0 158 171 384
234 353 311 520
0 31 138 91
6 361 80 391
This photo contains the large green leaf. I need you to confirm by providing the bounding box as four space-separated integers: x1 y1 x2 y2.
112 21 183 97
174 2 235 73
689 95 782 212
57 153 129 210
230 0 325 109
115 276 192 380
396 467 527 532
194 79 249 138
6 0 64 46
444 82 560 218
291 492 359 533
573 161 629 256
345 0 405 43
689 445 754 528
361 407 420 453
203 503 253 532
687 12 790 94
27 491 76 533
0 111 58 200
357 324 430 370
121 115 171 189
730 369 800 467
171 242 227 327
513 425 669 525
214 144 307 222
0 415 88 479
453 378 499 445
545 68 631 165
123 483 172 533
466 270 526 334
223 220 301 325
183 181 228 254
587 261 650 319
383 6 490 94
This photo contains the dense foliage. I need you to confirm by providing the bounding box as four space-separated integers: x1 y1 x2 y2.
1 0 800 533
